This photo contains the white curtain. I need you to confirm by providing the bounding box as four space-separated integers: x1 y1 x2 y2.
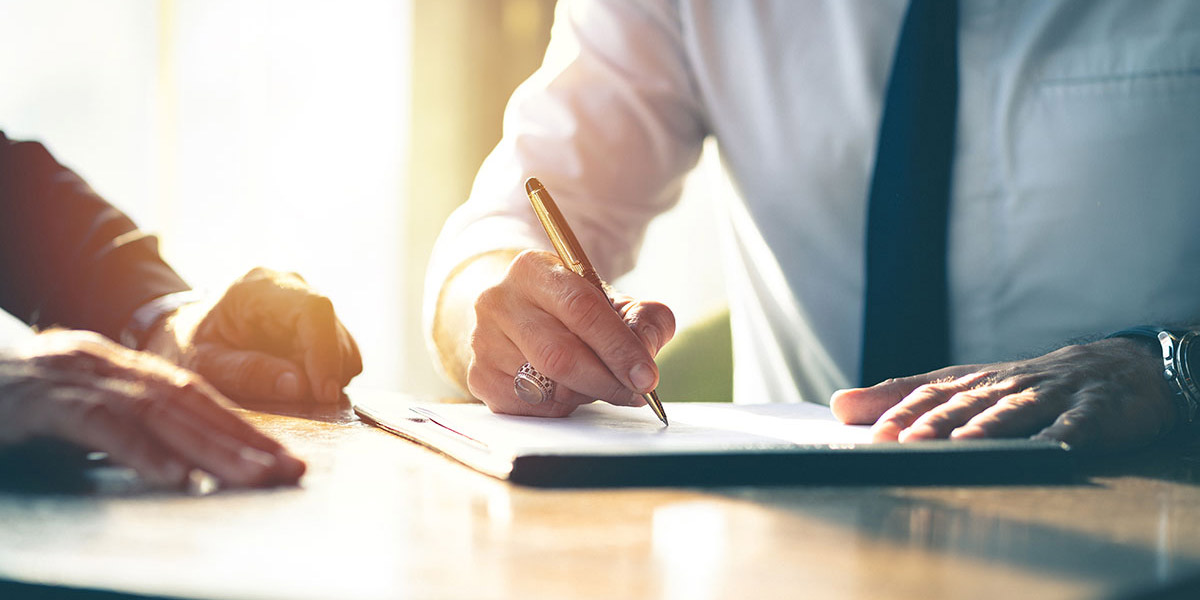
0 0 418 393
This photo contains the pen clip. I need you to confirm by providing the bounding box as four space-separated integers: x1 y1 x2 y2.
525 179 604 289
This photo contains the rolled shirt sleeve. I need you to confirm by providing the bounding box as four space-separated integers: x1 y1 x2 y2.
423 0 709 357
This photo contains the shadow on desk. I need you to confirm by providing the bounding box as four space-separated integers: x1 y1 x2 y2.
1112 571 1200 600
0 580 173 600
1078 441 1200 487
717 463 1200 600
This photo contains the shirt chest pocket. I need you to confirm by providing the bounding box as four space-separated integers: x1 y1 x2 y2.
993 25 1200 341
1011 30 1200 229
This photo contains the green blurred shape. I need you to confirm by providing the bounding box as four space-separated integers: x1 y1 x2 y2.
654 307 732 402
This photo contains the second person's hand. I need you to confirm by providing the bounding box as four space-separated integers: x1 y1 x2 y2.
148 268 362 405
0 330 305 488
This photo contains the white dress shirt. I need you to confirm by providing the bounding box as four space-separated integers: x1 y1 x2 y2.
426 0 1200 405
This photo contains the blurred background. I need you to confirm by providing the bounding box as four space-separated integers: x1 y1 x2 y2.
0 0 729 397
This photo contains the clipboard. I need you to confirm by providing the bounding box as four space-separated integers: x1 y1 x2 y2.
351 391 1074 487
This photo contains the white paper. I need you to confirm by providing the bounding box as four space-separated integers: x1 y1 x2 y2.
412 401 873 456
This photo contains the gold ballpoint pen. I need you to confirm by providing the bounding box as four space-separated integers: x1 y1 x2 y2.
524 177 669 426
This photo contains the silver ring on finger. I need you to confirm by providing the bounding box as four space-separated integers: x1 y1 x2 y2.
514 362 556 405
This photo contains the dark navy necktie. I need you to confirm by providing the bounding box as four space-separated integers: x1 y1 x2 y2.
860 0 959 387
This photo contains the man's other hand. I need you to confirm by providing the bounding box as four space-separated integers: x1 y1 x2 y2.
830 337 1177 453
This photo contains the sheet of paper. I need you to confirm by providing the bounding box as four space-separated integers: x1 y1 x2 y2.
412 402 872 455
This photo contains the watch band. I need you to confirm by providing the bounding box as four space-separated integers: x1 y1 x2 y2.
1107 327 1200 432
1172 331 1200 424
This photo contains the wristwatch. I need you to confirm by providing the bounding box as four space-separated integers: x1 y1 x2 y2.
1108 327 1200 432
119 290 203 350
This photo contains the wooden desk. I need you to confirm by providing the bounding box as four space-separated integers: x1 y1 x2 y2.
2 397 1200 600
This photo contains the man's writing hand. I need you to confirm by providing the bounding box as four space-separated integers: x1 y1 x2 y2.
461 250 675 417
0 330 305 488
829 338 1177 452
158 268 362 404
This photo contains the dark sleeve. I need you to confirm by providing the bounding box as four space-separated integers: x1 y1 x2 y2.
0 131 190 340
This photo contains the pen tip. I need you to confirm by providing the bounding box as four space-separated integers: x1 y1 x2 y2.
525 177 543 195
646 391 668 426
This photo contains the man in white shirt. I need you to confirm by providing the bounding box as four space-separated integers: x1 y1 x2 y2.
426 0 1200 452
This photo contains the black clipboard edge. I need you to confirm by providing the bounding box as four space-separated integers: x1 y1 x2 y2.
355 403 1074 488
508 440 1075 487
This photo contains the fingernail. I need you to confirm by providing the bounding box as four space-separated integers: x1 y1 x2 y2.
324 381 341 403
950 426 983 440
275 372 302 399
629 362 656 393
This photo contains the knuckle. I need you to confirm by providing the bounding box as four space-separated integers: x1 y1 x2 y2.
464 361 490 401
533 339 577 380
948 389 990 407
1056 409 1099 435
179 376 218 401
644 302 676 333
68 330 112 350
558 286 607 331
1074 388 1120 414
49 336 120 368
243 266 272 281
77 399 118 427
126 393 169 422
999 392 1041 412
1047 343 1081 360
946 390 975 405
914 408 951 427
911 382 945 398
510 249 552 276
475 284 505 317
514 318 539 347
467 329 488 359
876 377 902 389
304 294 335 319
